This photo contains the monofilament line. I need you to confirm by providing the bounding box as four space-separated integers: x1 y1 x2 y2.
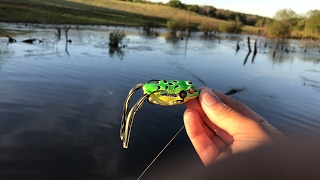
136 125 185 180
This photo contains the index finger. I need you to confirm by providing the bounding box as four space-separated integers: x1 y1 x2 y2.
185 92 234 144
185 98 205 117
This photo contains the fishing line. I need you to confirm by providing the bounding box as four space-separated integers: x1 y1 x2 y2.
168 61 207 86
136 125 185 180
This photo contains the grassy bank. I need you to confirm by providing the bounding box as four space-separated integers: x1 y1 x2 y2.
0 0 160 26
0 0 259 33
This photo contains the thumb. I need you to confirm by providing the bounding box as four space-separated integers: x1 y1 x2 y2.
199 88 261 136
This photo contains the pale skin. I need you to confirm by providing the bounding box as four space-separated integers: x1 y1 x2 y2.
184 88 288 166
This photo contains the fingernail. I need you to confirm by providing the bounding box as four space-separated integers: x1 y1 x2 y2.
201 88 221 106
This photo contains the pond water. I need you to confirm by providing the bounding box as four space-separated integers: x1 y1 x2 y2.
0 24 320 179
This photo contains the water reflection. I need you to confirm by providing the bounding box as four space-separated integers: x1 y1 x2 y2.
165 34 184 45
65 41 70 56
109 47 125 60
243 51 251 65
141 29 159 38
302 76 320 92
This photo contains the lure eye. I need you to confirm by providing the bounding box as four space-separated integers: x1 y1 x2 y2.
179 90 187 99
189 87 195 94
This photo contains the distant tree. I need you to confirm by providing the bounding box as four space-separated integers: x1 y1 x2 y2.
219 23 242 33
186 5 200 13
267 20 290 37
167 0 185 9
264 18 272 26
245 15 257 26
226 10 236 21
199 6 216 17
166 18 187 35
233 15 243 33
219 16 243 33
295 15 306 31
215 9 227 20
198 21 218 36
255 18 266 27
237 13 247 24
274 9 298 28
271 9 301 36
188 22 200 32
132 0 146 2
305 10 320 34
274 9 297 20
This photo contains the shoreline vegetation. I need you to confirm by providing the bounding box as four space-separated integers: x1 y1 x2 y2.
0 0 319 39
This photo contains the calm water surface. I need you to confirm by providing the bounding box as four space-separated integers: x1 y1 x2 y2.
0 25 320 179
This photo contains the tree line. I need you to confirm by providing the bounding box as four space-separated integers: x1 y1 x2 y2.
120 0 272 26
267 9 320 38
119 0 320 38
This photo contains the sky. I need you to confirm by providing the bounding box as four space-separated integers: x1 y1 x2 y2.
150 0 317 18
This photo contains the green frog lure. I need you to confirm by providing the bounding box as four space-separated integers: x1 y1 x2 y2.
120 80 200 148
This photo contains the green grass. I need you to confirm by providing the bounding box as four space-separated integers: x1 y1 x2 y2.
67 0 227 24
0 0 155 25
0 0 227 25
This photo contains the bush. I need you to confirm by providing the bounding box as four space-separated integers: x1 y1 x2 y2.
198 22 218 36
219 22 242 33
109 30 125 47
266 20 290 37
166 18 187 35
143 20 161 33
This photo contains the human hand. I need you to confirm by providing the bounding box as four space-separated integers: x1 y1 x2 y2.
184 88 288 166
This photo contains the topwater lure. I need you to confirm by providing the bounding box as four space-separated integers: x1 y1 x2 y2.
120 80 200 148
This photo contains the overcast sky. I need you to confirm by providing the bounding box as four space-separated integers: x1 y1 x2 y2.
150 0 317 17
